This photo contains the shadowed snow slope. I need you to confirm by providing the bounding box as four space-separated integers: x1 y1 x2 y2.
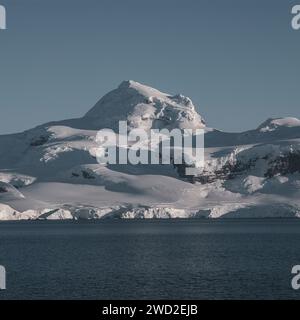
0 81 300 219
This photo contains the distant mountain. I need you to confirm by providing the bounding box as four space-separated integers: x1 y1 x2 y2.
0 81 300 220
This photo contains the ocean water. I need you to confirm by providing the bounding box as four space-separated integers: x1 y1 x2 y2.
0 219 300 300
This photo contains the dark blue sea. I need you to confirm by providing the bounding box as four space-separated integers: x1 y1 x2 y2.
0 219 300 300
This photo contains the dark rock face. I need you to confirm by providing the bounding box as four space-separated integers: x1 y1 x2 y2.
176 158 259 184
0 187 7 193
71 172 80 178
30 136 49 147
71 170 95 180
265 151 300 178
82 170 95 180
176 150 300 184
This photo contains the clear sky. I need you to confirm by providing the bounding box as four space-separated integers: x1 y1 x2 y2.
0 0 299 134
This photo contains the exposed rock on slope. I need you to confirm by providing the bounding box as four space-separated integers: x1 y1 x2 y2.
0 81 300 219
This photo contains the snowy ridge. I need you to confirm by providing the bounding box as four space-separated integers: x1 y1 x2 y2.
257 117 300 132
84 80 206 131
0 81 300 219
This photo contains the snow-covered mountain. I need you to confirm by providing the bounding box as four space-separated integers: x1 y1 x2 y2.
40 80 205 132
1 80 300 220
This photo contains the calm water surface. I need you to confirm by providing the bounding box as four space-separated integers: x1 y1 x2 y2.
0 219 300 300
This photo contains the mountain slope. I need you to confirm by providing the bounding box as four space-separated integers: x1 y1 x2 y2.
0 81 300 220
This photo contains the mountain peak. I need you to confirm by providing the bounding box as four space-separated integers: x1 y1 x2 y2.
83 81 205 131
118 80 141 89
257 117 300 132
118 80 141 91
117 80 168 99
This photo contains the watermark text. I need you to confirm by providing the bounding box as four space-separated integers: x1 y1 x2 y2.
292 5 300 30
95 121 205 176
0 265 6 290
291 265 300 290
0 4 6 30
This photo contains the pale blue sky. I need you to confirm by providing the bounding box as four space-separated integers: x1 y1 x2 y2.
0 0 299 133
